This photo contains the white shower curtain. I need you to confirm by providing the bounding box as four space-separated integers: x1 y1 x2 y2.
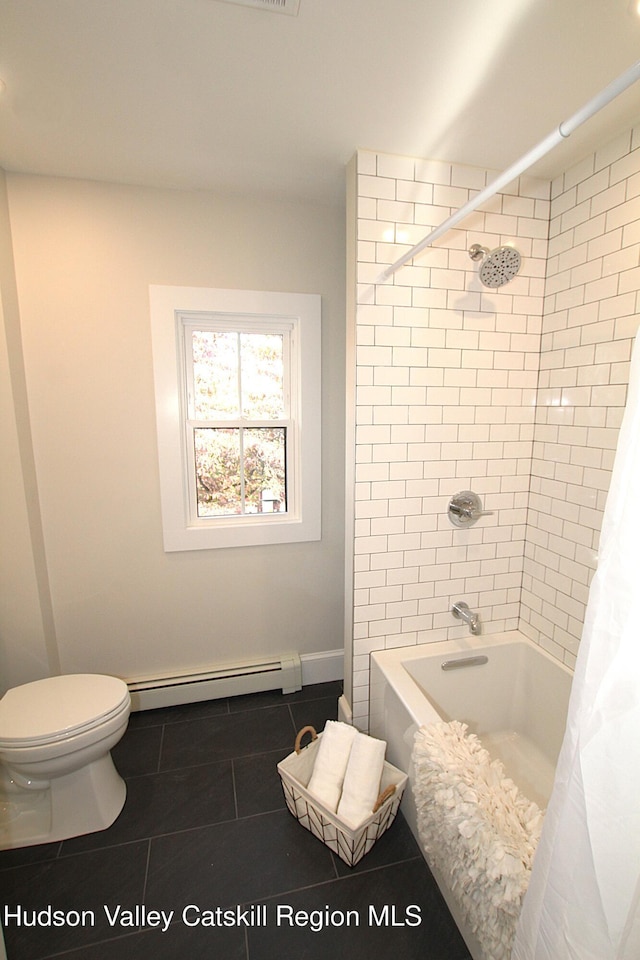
512 330 640 960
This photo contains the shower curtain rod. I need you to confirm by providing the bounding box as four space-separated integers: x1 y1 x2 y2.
377 57 640 283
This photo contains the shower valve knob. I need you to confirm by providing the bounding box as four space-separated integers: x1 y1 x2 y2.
448 491 491 527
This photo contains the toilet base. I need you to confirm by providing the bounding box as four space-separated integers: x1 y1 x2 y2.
0 753 126 850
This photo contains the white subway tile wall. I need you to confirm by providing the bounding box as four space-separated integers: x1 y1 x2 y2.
350 131 640 730
522 126 640 663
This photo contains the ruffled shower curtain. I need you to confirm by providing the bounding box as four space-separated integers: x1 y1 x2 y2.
512 330 640 960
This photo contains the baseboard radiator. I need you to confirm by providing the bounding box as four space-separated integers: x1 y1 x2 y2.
127 652 302 711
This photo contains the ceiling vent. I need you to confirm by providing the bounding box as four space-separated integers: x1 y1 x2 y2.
214 0 300 14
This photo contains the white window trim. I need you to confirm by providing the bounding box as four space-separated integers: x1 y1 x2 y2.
149 286 321 551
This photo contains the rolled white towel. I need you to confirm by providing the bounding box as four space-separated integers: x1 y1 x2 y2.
307 720 358 812
337 732 387 829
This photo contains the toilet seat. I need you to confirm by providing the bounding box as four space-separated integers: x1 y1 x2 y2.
0 675 130 748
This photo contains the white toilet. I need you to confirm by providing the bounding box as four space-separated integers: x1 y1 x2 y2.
0 674 131 850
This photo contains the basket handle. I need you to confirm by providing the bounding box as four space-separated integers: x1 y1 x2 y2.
372 783 396 813
294 725 318 754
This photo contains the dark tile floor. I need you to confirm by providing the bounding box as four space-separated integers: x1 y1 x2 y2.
0 681 471 960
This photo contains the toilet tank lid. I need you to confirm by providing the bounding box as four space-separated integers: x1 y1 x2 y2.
0 674 130 742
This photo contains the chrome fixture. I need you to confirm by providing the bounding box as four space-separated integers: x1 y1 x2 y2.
452 601 481 635
468 243 522 287
448 490 489 528
441 655 488 671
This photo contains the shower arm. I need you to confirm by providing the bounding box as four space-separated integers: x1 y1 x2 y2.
377 57 640 284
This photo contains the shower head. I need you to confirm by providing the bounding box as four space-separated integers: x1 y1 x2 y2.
468 243 522 288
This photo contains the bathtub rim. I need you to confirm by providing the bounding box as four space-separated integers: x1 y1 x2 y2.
369 629 573 731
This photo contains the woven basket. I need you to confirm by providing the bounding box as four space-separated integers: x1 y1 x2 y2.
277 725 408 867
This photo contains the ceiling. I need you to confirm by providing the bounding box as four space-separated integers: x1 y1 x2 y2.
1 0 640 206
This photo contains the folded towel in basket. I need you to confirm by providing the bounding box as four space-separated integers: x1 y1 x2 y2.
307 720 358 812
337 731 387 829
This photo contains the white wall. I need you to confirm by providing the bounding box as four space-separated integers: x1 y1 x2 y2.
0 170 56 688
347 150 549 729
2 174 345 688
347 129 640 730
522 128 640 661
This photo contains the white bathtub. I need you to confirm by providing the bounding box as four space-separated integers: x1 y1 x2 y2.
369 630 573 960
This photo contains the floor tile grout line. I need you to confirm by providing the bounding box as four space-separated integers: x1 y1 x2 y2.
54 835 153 863
143 702 312 740
47 808 317 861
286 703 298 742
122 755 238 782
156 722 166 775
129 688 342 730
156 748 291 775
37 926 157 960
0 842 63 871
230 757 239 821
2 797 302 869
37 813 426 867
140 836 153 918
231 854 428 909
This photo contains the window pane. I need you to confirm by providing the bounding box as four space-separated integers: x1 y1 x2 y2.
192 331 239 419
194 426 287 517
194 428 241 517
243 427 287 513
240 333 284 419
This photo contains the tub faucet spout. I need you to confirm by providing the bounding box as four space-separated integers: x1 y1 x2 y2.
452 601 481 635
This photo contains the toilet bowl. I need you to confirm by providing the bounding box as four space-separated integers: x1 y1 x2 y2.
0 674 131 850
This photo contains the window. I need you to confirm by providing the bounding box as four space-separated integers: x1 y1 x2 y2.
149 287 321 551
187 322 290 520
